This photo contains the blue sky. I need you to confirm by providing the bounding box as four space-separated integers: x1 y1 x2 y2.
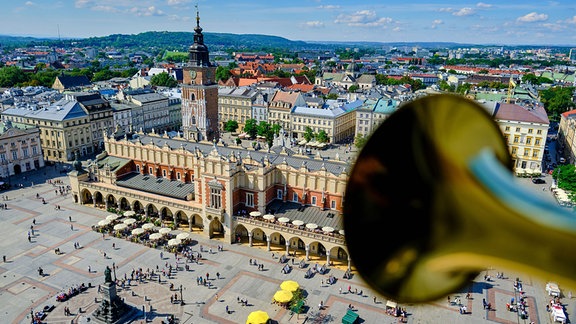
3 0 576 45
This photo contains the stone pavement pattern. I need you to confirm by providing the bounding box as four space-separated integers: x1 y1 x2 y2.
0 166 574 324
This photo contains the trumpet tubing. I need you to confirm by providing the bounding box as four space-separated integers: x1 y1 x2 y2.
344 94 576 303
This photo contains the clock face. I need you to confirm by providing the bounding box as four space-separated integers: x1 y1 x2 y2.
189 70 197 79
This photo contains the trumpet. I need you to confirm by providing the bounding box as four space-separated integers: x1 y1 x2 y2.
344 94 576 303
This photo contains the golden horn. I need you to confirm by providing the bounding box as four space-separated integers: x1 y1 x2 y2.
344 94 576 303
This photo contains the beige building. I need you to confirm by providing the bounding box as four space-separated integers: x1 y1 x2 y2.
69 133 351 268
1 94 94 161
0 121 44 178
218 87 257 132
355 98 399 138
490 102 549 175
268 90 306 132
558 109 576 164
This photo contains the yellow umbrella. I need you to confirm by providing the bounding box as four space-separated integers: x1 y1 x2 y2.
280 280 299 292
273 290 293 303
246 310 269 324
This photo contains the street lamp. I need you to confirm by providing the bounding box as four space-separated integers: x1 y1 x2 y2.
112 262 117 282
179 285 184 305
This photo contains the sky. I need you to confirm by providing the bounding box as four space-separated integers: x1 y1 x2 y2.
3 0 576 46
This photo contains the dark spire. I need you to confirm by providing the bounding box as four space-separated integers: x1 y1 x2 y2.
188 4 211 67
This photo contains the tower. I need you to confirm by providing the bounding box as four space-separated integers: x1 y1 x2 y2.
181 6 218 142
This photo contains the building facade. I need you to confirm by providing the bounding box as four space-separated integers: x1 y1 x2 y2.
68 133 351 267
218 87 257 132
181 12 218 142
0 121 44 178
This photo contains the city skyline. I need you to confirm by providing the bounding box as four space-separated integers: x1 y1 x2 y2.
3 0 576 46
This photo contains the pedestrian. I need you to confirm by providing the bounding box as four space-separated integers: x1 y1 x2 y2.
226 305 229 314
348 285 351 293
321 279 323 286
32 218 36 225
339 287 342 294
112 243 116 249
160 252 163 259
70 224 73 230
216 272 220 279
88 265 91 273
373 296 377 303
215 294 218 301
2 255 6 262
28 234 31 242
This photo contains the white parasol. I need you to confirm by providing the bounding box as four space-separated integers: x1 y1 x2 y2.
97 219 111 227
159 227 172 235
306 223 318 229
322 226 335 233
142 223 155 230
113 223 128 231
263 214 275 221
149 233 163 240
278 217 290 223
292 220 304 226
106 214 121 221
167 238 182 246
249 211 262 217
176 232 190 240
123 218 136 225
123 211 136 217
131 228 145 235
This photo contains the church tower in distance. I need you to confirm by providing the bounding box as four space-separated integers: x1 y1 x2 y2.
181 7 218 142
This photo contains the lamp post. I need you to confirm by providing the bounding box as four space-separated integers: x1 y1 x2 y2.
179 285 184 305
112 262 117 282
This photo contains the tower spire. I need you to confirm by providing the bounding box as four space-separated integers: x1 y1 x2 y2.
188 3 210 67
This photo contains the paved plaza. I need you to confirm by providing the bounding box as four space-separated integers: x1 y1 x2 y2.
0 165 574 324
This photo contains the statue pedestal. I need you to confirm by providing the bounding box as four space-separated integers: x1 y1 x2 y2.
92 281 130 323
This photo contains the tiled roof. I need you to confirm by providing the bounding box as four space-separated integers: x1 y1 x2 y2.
494 102 550 125
266 200 343 231
135 136 348 176
116 173 195 200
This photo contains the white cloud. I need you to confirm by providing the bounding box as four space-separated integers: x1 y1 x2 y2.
92 5 119 13
129 6 165 17
166 0 190 5
75 0 93 8
476 2 492 8
302 21 325 28
453 8 475 16
431 19 443 29
541 23 563 31
438 8 454 13
517 12 548 23
334 10 393 27
318 5 340 10
566 16 576 24
25 1 35 6
392 27 402 32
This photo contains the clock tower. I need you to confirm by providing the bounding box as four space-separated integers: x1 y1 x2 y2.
181 7 218 142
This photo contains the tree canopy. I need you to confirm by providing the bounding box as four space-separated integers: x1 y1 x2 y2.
540 86 576 121
150 72 178 87
224 120 238 132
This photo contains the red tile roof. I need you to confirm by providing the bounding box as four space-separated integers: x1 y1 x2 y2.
494 103 549 124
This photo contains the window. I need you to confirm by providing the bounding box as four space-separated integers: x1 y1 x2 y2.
331 200 336 209
149 167 153 175
535 138 541 145
12 151 17 160
22 148 28 157
210 188 222 209
513 136 519 143
526 137 532 145
524 149 530 157
293 192 298 202
512 147 517 155
32 147 37 155
528 129 533 134
246 193 254 207
162 169 167 177
277 189 283 199
537 129 542 135
311 196 317 205
515 127 521 132
177 172 181 180
136 165 140 172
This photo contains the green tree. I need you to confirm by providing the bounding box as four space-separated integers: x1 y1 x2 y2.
325 93 338 100
553 164 576 193
257 121 270 137
316 130 329 143
354 134 368 149
303 127 315 142
540 86 576 120
215 66 231 82
243 119 258 138
224 120 238 132
150 72 178 87
271 124 281 137
0 66 29 87
348 85 360 93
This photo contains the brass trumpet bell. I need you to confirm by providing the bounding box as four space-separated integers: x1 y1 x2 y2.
344 94 576 303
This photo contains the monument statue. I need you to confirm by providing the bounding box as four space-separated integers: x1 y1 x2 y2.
104 266 113 283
